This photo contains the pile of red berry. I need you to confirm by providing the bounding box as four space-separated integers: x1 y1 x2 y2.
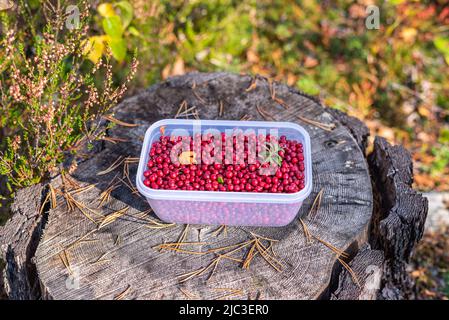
142 132 305 194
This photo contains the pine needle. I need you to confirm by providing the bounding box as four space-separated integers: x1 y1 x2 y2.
312 235 349 259
69 184 96 195
337 257 361 288
219 100 224 117
299 218 312 244
49 184 57 209
92 251 111 264
58 250 72 275
39 187 51 215
65 230 97 250
114 285 131 300
240 114 252 121
97 156 125 176
297 115 336 132
98 182 120 208
103 115 139 127
192 81 206 104
214 288 244 300
101 136 129 144
176 100 188 118
245 77 257 92
256 104 275 121
211 225 228 237
175 224 189 250
179 287 199 299
308 188 324 218
98 206 129 229
65 193 101 223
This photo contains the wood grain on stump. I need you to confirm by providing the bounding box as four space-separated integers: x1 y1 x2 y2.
29 72 375 299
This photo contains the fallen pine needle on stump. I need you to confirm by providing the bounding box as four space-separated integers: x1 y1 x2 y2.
114 285 131 300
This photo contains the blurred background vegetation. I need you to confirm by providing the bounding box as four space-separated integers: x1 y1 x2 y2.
0 0 448 299
94 0 449 191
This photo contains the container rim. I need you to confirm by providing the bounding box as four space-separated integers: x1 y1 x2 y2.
136 119 313 204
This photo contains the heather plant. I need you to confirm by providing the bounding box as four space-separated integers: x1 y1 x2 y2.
0 1 137 192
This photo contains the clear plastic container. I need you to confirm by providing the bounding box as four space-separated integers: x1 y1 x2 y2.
136 119 312 227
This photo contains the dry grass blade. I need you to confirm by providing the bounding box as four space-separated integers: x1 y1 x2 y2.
58 250 72 274
103 115 139 127
312 235 349 259
114 285 131 300
337 257 361 288
256 104 275 121
297 115 336 131
268 79 289 109
98 206 129 229
299 218 312 244
97 156 125 176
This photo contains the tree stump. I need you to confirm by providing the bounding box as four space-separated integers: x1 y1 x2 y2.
0 72 428 300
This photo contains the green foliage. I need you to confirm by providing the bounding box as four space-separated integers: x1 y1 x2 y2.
0 1 136 191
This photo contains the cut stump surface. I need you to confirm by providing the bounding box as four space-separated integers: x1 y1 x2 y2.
33 72 374 299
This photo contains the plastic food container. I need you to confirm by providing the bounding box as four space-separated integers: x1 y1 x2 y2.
136 119 312 227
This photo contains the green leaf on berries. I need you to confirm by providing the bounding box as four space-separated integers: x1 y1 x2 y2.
217 176 224 184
